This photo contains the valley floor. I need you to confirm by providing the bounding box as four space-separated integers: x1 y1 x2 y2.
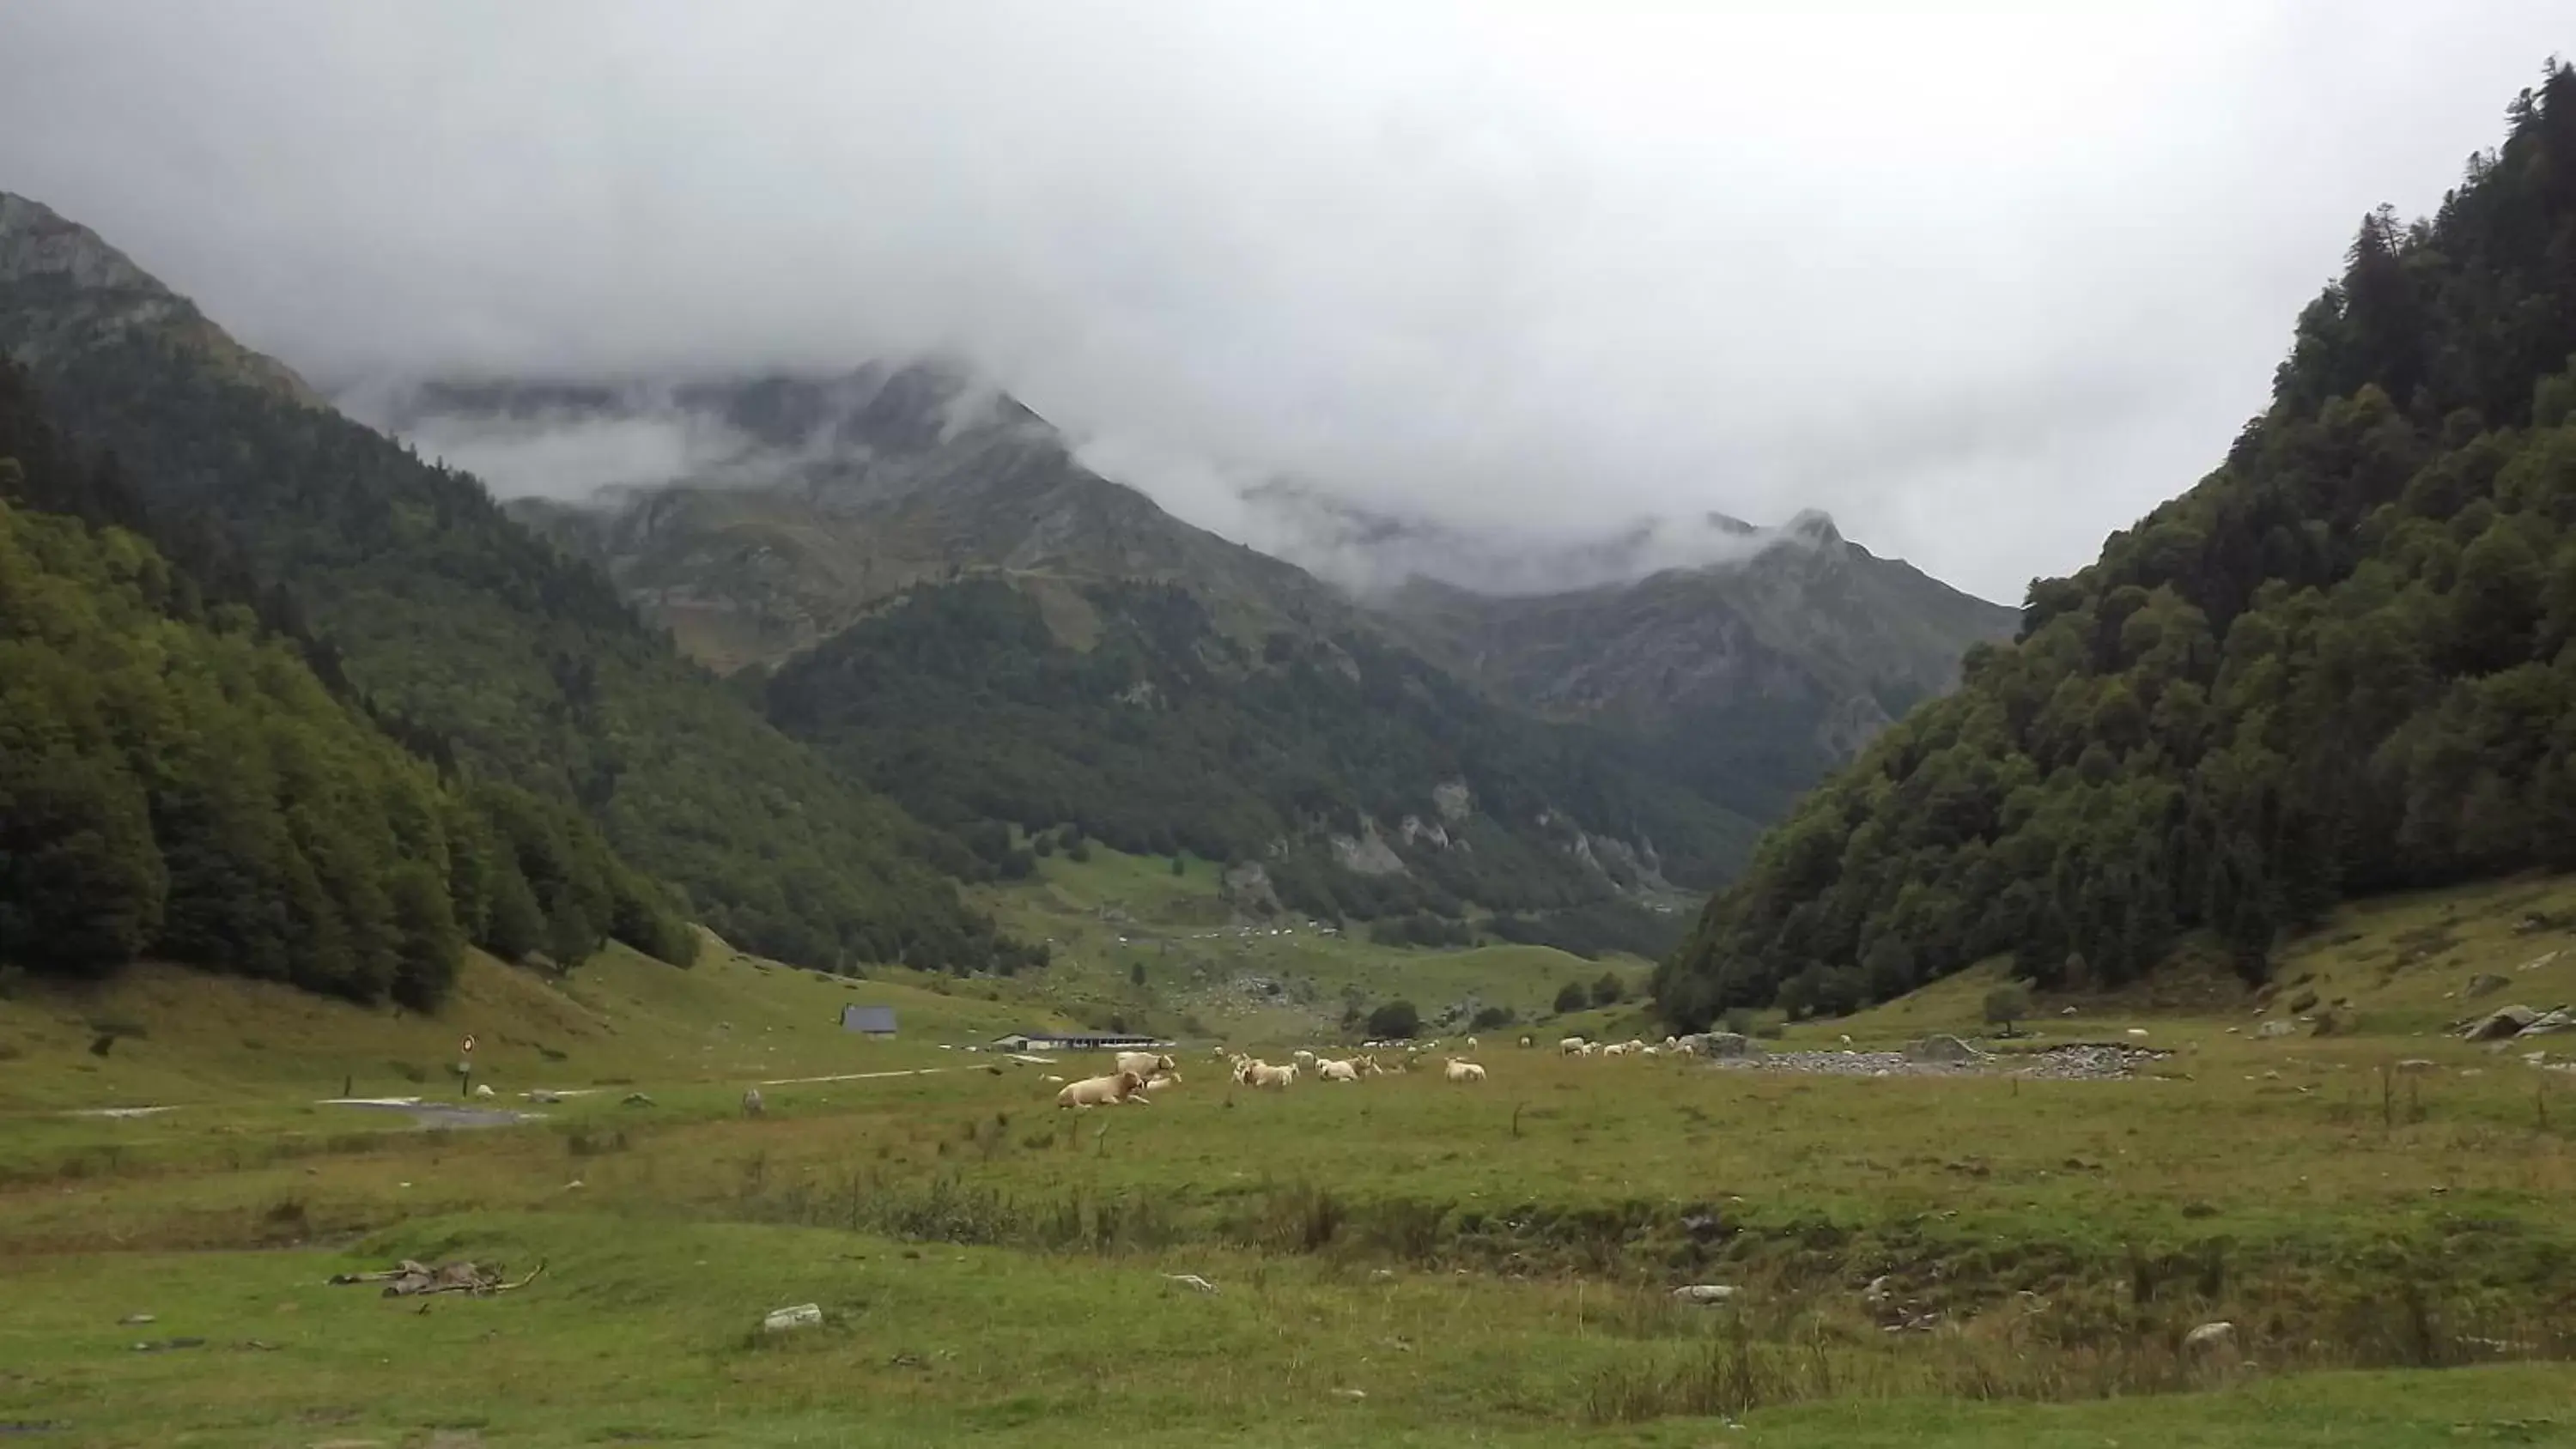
5 870 2576 1445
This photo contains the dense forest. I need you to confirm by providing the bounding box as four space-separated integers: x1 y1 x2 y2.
1659 63 2576 1027
0 363 691 1004
0 247 1020 973
763 577 1761 921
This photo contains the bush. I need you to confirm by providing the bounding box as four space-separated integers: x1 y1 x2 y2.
1366 1000 1422 1040
1553 981 1589 1014
1591 972 1626 1008
1470 1004 1516 1031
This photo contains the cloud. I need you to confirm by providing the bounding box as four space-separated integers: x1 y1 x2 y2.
0 0 2565 599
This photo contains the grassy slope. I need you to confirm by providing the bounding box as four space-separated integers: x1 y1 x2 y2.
969 845 1651 1045
0 938 1043 1113
1789 873 2576 1050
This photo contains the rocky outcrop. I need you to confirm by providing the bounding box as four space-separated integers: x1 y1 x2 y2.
1431 779 1473 824
1328 819 1408 876
1396 814 1453 850
2464 1005 2540 1041
1219 862 1284 918
1905 1034 1988 1064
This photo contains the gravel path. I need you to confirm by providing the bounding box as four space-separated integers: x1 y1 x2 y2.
1707 1043 2164 1080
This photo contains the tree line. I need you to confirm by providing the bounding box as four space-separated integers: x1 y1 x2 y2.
0 362 693 1003
1660 62 2576 1027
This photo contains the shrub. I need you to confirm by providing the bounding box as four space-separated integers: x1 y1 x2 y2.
1367 1000 1422 1040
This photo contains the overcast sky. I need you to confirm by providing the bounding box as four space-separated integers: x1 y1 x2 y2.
0 2 2566 600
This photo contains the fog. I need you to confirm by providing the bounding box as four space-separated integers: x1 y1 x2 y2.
0 1 2565 599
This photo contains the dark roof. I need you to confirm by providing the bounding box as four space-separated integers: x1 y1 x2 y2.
993 1030 1163 1046
841 1004 898 1032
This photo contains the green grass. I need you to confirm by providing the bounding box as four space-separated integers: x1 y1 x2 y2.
3 1216 2570 1446
6 871 2576 1442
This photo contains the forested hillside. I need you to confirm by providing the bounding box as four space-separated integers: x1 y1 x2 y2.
0 195 1016 973
1660 63 2576 1027
764 575 1760 923
0 363 690 1005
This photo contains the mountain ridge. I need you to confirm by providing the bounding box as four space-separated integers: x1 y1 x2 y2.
0 190 1017 974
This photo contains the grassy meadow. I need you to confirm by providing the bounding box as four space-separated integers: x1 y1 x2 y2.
3 864 2575 1444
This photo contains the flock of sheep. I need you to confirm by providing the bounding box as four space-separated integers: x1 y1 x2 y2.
1052 1043 1491 1108
1041 1029 1704 1108
1556 1034 1686 1057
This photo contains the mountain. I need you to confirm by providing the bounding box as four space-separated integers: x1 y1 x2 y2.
1373 509 2018 816
761 573 1767 925
368 367 1363 676
0 192 1016 975
385 365 2010 908
1657 62 2576 1028
0 360 692 1005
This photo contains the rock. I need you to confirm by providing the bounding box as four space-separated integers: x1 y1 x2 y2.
1862 1275 1893 1307
2463 1006 2539 1042
1161 1273 1218 1294
762 1303 823 1333
2125 1028 2149 1039
527 1089 563 1104
2183 1320 2237 1353
1327 819 1407 876
621 1092 655 1106
2256 1021 2296 1039
1672 1284 1740 1305
2465 973 2512 999
1218 861 1284 918
2396 1058 2439 1073
1369 1269 1397 1282
2060 1005 2079 1016
118 1313 155 1325
1905 1034 1986 1064
1330 1387 1368 1400
1695 1032 1763 1059
741 1088 765 1117
2521 1008 2573 1036
471 1083 495 1099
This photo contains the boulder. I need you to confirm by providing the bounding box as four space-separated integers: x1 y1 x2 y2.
2464 973 2512 999
2463 1005 2539 1042
762 1303 823 1333
1905 1034 1986 1064
2183 1320 2237 1354
2256 1020 2297 1039
2520 1008 2573 1036
1671 1284 1740 1305
1696 1032 1763 1060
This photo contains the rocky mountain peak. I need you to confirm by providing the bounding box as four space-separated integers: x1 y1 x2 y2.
0 192 159 291
0 191 319 405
